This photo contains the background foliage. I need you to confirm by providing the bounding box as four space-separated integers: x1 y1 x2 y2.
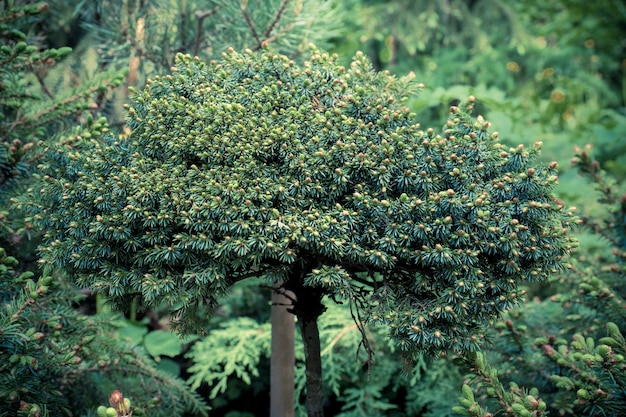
3 0 625 416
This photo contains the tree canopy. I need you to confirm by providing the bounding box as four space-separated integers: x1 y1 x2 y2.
22 45 576 357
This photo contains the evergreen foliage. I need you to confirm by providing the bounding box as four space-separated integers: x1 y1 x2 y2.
1 2 207 416
22 45 575 357
1 1 56 197
0 243 208 417
0 0 126 253
454 148 626 417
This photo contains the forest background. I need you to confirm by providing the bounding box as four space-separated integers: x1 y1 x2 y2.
1 0 625 417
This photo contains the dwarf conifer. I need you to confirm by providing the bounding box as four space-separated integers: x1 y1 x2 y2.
21 46 577 416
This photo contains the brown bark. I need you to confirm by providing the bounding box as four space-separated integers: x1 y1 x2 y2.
283 261 326 417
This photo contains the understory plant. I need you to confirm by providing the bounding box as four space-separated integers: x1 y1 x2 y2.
0 242 208 417
20 45 576 416
186 295 465 417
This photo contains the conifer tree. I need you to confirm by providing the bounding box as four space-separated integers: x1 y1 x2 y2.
21 46 577 416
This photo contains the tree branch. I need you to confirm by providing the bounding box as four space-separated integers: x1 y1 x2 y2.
193 6 221 57
263 0 289 39
241 8 262 48
33 68 54 99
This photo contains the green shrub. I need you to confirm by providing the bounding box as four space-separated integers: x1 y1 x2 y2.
22 45 575 352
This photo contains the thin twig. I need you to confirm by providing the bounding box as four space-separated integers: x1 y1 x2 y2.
580 216 619 246
263 0 289 39
350 295 375 378
193 6 220 57
241 8 261 47
34 70 54 99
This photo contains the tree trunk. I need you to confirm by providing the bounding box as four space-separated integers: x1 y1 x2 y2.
270 284 295 417
296 289 324 417
284 263 326 417
298 303 324 417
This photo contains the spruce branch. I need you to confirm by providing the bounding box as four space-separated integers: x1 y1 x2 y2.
572 144 618 206
569 262 626 317
456 352 549 417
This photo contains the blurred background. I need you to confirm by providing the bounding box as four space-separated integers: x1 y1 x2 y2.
2 1 625 416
